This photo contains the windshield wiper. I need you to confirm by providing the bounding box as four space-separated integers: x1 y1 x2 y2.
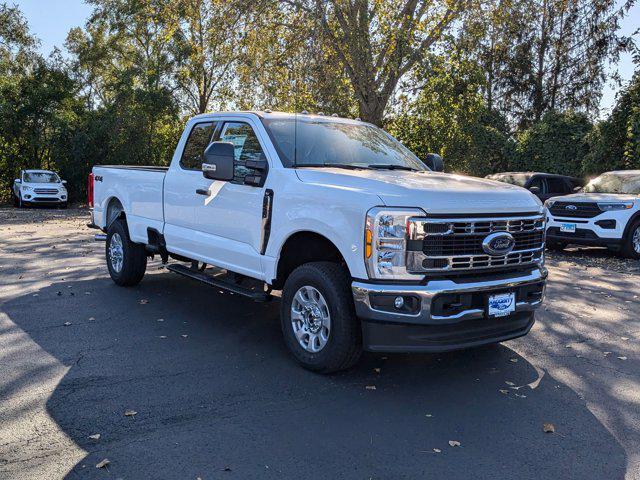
296 163 370 170
366 164 418 172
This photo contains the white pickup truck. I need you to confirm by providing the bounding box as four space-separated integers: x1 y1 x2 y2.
89 111 547 373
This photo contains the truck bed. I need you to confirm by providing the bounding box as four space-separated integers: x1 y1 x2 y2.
93 165 167 243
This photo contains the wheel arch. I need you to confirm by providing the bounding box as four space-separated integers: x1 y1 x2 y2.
622 210 640 238
272 230 350 290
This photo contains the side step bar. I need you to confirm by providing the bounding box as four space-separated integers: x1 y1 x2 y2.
166 264 271 302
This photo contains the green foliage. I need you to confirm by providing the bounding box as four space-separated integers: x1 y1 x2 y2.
513 111 592 176
388 56 514 176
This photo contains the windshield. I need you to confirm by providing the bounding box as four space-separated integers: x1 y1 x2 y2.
262 118 427 171
582 172 640 194
23 172 60 183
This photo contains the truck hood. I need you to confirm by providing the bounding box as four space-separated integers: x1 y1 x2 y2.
295 168 542 215
549 192 639 203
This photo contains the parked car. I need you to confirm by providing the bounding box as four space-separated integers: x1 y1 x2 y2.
12 169 68 208
486 172 583 202
546 170 640 258
89 111 547 373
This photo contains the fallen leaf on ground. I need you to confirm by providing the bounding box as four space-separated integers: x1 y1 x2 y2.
433 448 441 453
515 393 527 398
505 381 515 386
96 459 110 469
510 358 518 363
425 414 433 418
365 385 376 390
159 335 167 339
139 299 149 304
88 433 100 440
543 423 555 433
181 334 188 338
621 337 629 341
373 368 381 373
157 318 164 322
448 440 461 447
617 356 627 360
63 322 72 326
499 389 509 394
124 410 137 417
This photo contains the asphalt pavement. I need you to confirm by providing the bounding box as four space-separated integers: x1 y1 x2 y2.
0 207 638 479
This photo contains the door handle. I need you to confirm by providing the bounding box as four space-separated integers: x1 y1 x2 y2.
196 188 210 196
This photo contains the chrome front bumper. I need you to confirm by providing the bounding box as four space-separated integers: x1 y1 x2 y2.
352 267 547 352
352 266 547 325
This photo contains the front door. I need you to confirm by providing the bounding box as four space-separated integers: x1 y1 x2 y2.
190 119 269 279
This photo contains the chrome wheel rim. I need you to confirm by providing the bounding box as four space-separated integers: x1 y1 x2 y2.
633 227 640 254
291 286 331 353
109 233 124 273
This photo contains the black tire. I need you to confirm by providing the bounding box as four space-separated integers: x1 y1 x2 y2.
58 201 68 209
12 192 19 207
622 219 640 259
280 261 362 373
106 217 147 286
546 240 567 252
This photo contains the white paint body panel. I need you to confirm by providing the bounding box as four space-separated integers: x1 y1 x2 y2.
92 112 544 284
546 192 639 240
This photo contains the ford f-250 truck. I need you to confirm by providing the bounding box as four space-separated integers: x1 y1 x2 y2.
89 111 547 373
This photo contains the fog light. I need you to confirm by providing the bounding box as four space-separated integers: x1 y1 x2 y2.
24 194 31 199
61 195 67 200
394 296 404 309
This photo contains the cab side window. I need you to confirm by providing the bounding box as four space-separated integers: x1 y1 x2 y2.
218 122 265 183
528 176 546 193
180 122 216 170
546 177 569 194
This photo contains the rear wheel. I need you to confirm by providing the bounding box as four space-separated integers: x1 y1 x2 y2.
106 218 147 286
280 262 361 373
546 240 567 252
622 219 640 259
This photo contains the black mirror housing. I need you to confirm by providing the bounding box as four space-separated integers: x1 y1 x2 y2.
202 142 235 181
529 186 541 194
424 153 444 172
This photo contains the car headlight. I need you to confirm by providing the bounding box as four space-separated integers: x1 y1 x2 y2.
21 185 32 191
597 202 633 211
545 200 556 209
365 207 426 280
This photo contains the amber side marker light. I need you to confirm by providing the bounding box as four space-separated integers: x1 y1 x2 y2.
365 229 372 258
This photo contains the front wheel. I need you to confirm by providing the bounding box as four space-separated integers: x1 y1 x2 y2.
280 262 362 373
622 219 640 259
13 192 19 207
106 218 147 286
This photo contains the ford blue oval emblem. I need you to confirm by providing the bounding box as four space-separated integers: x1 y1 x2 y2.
482 232 516 256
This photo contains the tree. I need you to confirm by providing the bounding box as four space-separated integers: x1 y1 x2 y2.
460 0 635 128
285 0 467 125
388 54 514 175
514 110 592 176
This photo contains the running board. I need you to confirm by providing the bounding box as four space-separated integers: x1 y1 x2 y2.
166 264 271 302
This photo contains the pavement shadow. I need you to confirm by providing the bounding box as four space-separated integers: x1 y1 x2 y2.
0 269 628 479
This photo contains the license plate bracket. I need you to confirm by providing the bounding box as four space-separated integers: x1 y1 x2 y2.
560 223 576 233
487 292 516 318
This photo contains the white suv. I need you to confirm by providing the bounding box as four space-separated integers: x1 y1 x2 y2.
546 170 640 258
12 169 68 208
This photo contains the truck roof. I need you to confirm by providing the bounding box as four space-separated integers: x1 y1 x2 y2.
191 110 367 125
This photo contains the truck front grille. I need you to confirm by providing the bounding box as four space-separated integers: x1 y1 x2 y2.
407 214 545 274
548 202 600 218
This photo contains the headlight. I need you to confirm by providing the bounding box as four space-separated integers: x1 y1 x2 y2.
21 185 32 191
365 207 426 280
545 200 556 209
597 202 633 211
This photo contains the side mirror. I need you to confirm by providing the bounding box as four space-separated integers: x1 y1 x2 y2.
573 185 582 193
202 142 235 181
62 180 67 185
15 179 21 184
529 186 541 194
424 153 444 172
